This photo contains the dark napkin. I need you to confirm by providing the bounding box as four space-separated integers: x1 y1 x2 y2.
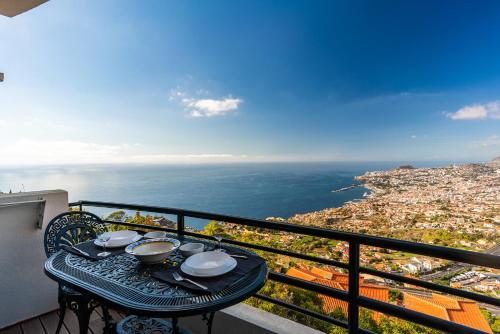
151 252 265 294
61 240 126 260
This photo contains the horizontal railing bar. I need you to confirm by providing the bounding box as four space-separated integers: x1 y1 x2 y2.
268 272 349 301
186 231 350 270
358 296 491 334
102 220 178 234
360 266 500 307
254 293 349 329
103 220 349 270
72 200 500 269
219 238 349 270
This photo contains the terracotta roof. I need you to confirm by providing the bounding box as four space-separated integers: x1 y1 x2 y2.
310 267 334 279
403 293 492 333
286 267 318 281
286 267 388 321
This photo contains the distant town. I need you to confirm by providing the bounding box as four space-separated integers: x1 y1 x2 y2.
285 158 499 291
224 158 499 332
106 158 500 332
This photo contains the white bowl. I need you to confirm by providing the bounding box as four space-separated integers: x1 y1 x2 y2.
144 231 167 239
125 238 180 264
183 251 236 276
179 243 205 257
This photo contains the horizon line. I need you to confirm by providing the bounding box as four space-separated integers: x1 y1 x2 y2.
0 158 492 168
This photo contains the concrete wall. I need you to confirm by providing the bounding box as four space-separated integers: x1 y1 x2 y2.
0 190 68 328
179 303 324 334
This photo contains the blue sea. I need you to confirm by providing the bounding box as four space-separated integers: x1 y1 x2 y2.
0 162 443 229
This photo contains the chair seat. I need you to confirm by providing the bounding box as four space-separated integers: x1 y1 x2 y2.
117 316 191 334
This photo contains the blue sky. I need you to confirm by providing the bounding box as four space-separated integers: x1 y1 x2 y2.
0 0 499 164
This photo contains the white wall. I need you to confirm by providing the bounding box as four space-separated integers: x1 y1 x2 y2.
0 190 68 328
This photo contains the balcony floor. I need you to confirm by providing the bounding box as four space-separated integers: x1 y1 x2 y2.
0 308 125 334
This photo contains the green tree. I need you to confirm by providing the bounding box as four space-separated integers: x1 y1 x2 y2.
105 210 126 221
203 220 226 236
480 308 500 333
378 316 441 334
388 289 404 303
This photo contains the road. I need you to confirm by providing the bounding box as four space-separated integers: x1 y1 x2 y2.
420 243 500 281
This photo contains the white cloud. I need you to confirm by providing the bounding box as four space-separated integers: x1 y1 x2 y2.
183 97 243 117
168 88 243 117
447 101 500 120
168 88 187 101
411 135 417 139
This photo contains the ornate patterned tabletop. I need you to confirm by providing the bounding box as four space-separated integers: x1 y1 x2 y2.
44 235 267 319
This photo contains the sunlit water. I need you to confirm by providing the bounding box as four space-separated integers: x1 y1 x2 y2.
0 162 440 229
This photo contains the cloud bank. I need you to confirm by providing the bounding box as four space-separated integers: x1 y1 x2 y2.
0 139 246 165
447 101 500 120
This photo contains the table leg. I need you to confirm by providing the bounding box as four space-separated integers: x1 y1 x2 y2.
172 317 179 334
56 289 67 334
75 298 91 334
202 312 216 334
101 304 115 334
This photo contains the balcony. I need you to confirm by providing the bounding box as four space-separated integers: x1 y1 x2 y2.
0 190 498 334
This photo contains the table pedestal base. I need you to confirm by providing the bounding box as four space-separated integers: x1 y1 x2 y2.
116 315 196 334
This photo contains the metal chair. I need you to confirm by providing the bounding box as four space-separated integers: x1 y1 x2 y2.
44 211 112 334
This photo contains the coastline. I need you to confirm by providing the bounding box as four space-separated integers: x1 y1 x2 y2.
287 160 499 252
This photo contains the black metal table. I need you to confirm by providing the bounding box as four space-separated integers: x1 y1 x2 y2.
44 235 267 334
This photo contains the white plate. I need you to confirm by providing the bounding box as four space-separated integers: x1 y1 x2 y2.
94 233 142 248
181 258 236 277
181 251 237 277
95 230 138 247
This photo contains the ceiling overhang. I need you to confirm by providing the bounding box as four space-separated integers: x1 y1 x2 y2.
0 0 48 17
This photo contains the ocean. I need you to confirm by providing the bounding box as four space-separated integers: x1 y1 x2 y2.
0 162 437 229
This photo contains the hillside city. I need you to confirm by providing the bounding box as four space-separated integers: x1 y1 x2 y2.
107 158 499 333
286 159 499 290
219 159 499 332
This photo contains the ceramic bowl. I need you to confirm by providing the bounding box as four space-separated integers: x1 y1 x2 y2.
125 238 180 264
179 242 205 257
144 231 167 239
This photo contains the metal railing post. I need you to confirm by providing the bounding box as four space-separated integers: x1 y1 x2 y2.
348 242 360 334
177 214 185 235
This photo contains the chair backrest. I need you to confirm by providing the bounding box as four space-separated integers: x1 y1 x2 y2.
44 211 106 258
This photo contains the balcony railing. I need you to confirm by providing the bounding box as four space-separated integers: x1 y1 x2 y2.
69 200 500 334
